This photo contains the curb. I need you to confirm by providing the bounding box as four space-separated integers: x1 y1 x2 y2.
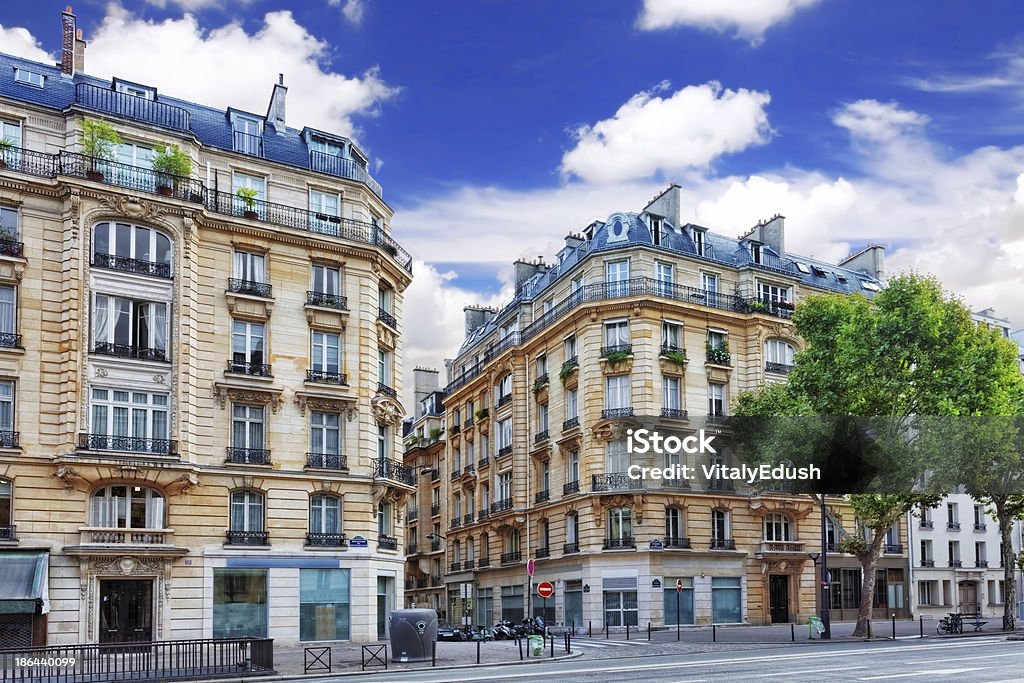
198 650 584 682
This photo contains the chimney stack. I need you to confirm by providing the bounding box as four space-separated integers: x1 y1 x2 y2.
267 74 287 130
74 28 87 74
464 306 497 336
60 6 77 77
838 244 886 281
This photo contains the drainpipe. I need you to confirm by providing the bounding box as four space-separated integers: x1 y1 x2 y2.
907 510 915 619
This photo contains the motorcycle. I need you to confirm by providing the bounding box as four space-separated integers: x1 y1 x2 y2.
493 620 515 640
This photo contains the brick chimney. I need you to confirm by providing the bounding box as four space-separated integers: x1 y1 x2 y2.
60 6 86 76
267 74 287 130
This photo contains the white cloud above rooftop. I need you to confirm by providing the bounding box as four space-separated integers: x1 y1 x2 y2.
636 0 822 45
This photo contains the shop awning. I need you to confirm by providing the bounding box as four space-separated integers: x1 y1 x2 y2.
0 551 49 614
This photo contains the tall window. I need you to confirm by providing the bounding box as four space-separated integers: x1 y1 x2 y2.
655 262 674 296
535 353 547 377
309 189 341 232
765 339 795 369
0 480 11 531
539 460 550 492
608 507 632 541
693 229 707 256
0 381 13 443
663 377 682 412
92 222 172 273
233 251 266 284
311 331 341 377
0 120 21 148
537 403 549 433
662 321 682 351
708 383 726 416
231 320 266 371
310 411 341 457
606 439 629 473
377 349 392 386
567 450 579 484
231 405 265 451
299 568 350 641
496 373 513 403
497 472 512 501
604 320 630 348
230 490 265 531
538 519 550 549
309 495 342 535
605 260 629 295
89 388 169 442
0 286 13 341
497 417 513 451
378 502 392 536
707 330 727 350
948 540 960 565
232 115 263 156
0 206 17 242
764 514 793 541
712 509 730 541
566 388 578 420
311 265 341 295
605 375 631 410
93 295 168 358
89 485 165 529
665 507 684 541
231 172 266 204
701 272 718 294
920 539 933 563
378 286 393 315
507 527 520 553
564 334 577 360
566 513 578 544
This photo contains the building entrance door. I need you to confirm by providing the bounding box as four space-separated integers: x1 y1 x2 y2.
99 579 153 643
769 575 790 623
958 581 978 614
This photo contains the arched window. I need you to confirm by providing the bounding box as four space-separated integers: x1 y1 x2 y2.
228 490 265 545
507 528 520 553
764 339 795 372
90 485 165 529
0 479 13 539
92 222 173 278
764 513 793 541
466 535 475 563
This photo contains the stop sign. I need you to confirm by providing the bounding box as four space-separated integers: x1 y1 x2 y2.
676 579 683 593
537 581 554 599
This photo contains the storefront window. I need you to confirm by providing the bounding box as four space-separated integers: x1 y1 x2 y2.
663 577 694 625
300 568 351 641
213 569 267 638
711 577 742 623
603 591 638 627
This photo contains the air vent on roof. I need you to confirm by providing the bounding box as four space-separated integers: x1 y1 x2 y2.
794 262 810 274
836 274 848 283
860 280 880 292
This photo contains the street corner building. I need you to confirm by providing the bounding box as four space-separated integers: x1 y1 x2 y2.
0 8 415 647
405 185 914 630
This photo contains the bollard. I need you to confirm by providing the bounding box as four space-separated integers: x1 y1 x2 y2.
432 640 436 667
677 617 680 642
867 620 872 639
648 622 651 642
550 634 555 658
518 637 523 661
713 624 717 642
605 622 609 639
892 614 896 640
477 639 480 664
588 621 592 638
573 620 576 637
565 632 571 653
791 623 795 642
920 616 924 639
626 622 630 640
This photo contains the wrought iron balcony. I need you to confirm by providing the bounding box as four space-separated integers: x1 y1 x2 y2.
0 238 23 258
497 445 513 458
450 561 462 572
0 333 23 349
664 537 691 549
450 517 462 529
93 343 168 362
406 508 418 522
306 452 347 469
660 408 688 419
0 525 16 541
949 560 962 568
227 278 272 298
497 394 513 408
603 537 635 550
563 480 580 495
535 547 550 559
226 530 269 546
477 457 490 469
592 473 642 492
450 469 461 481
61 151 205 203
377 383 398 399
920 559 935 567
406 544 418 556
706 347 732 365
306 369 348 385
478 557 491 568
562 416 580 431
0 431 17 448
226 359 272 377
464 512 474 524
306 533 347 547
707 479 736 492
75 83 191 131
563 541 580 554
464 559 475 569
478 508 490 520
535 490 550 504
374 458 416 486
826 542 842 553
884 544 904 554
500 551 521 564
710 538 736 550
378 308 398 329
92 253 171 279
78 433 176 455
431 470 441 482
377 534 398 550
226 447 271 465
600 344 633 358
431 574 443 586
431 540 442 552
974 523 987 532
920 520 934 529
976 560 989 568
306 291 349 310
309 150 383 199
765 362 794 374
463 417 475 429
233 131 264 157
491 498 513 513
534 430 549 443
659 344 687 359
601 408 634 419
707 414 732 426
431 503 441 517
948 522 961 531
0 145 58 177
463 463 475 475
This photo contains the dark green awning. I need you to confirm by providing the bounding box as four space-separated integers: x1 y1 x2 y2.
0 551 48 614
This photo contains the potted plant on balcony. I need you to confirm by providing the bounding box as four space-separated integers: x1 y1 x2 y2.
660 348 688 367
151 144 192 196
236 187 259 220
474 407 489 421
747 299 768 313
80 118 122 181
0 137 14 169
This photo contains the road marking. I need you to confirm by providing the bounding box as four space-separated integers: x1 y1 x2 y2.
905 652 1022 665
859 668 985 681
757 666 867 677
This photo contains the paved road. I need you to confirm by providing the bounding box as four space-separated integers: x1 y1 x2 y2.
329 635 1024 682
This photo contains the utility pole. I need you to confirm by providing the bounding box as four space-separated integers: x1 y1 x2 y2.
821 494 832 639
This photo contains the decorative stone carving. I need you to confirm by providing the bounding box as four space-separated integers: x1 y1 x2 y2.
213 385 284 413
591 415 642 442
95 367 109 378
53 466 85 492
377 320 397 350
371 393 404 426
169 472 200 496
153 374 166 384
97 195 169 222
294 393 356 418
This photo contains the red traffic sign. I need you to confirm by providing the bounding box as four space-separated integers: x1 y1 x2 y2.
676 579 684 593
537 581 554 599
527 558 535 577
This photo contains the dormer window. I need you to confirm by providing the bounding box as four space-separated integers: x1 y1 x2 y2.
650 216 663 246
749 242 763 264
14 69 44 88
114 79 155 100
231 113 264 157
693 228 709 257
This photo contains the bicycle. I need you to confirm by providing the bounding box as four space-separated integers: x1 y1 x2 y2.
936 613 963 635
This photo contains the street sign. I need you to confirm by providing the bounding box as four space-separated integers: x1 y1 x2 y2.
527 558 535 577
676 578 683 593
649 539 664 550
349 535 368 548
537 581 554 599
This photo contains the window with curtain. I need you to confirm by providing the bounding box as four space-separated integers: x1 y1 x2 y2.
89 388 169 440
606 439 629 473
1 206 19 240
311 265 341 295
0 479 11 528
605 376 631 410
93 294 168 356
0 286 16 336
231 405 265 450
230 490 264 532
232 250 266 283
663 377 681 411
310 411 341 456
231 320 265 366
607 507 632 540
89 485 165 529
0 381 13 435
604 320 629 347
92 222 172 270
311 331 341 374
309 494 341 534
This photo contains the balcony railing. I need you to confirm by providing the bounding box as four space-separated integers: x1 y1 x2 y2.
306 290 349 310
450 517 462 529
974 523 987 532
563 541 580 554
661 408 688 419
497 445 513 458
378 534 398 550
592 472 642 492
226 530 269 546
761 540 806 553
0 431 18 449
406 508 418 522
374 458 416 486
562 416 580 431
948 522 961 531
431 470 441 483
93 343 168 362
464 512 474 525
601 407 634 419
464 559 475 569
711 538 736 550
600 344 633 358
534 430 549 443
226 447 271 465
563 480 580 495
535 547 550 559
431 503 441 517
535 490 550 504
603 537 635 550
884 544 904 554
78 433 176 455
309 150 383 199
0 237 23 258
765 362 795 374
76 83 191 131
949 560 962 568
226 359 272 377
500 551 522 564
450 561 462 572
306 452 347 469
227 278 273 298
707 478 736 491
378 308 398 329
431 540 442 552
450 469 461 481
463 417 475 429
62 152 205 203
491 498 513 513
233 131 264 157
920 520 934 529
478 508 490 520
306 533 347 547
0 145 58 177
706 347 732 365
0 332 20 351
920 559 935 567
497 394 513 408
478 557 491 568
0 525 16 541
826 542 841 553
306 369 348 385
431 574 443 586
377 383 398 399
92 253 171 279
977 560 989 568
664 537 691 549
81 528 169 545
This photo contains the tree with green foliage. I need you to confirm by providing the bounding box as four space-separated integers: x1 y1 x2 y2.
733 273 1017 637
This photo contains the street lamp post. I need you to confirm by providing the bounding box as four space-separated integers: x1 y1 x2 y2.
820 494 831 639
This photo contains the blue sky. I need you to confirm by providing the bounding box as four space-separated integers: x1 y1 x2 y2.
3 0 1023 379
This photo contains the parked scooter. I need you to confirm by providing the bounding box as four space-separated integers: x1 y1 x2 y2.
493 620 516 640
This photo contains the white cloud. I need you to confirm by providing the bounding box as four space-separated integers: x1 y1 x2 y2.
144 0 254 10
832 99 930 142
560 81 772 184
329 0 367 26
0 25 53 62
636 0 821 45
82 9 397 139
906 52 1024 94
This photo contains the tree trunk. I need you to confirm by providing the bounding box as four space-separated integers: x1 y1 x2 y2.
853 532 887 637
995 500 1016 631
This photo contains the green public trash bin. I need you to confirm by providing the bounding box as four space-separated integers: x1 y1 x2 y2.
807 617 824 639
528 635 544 657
